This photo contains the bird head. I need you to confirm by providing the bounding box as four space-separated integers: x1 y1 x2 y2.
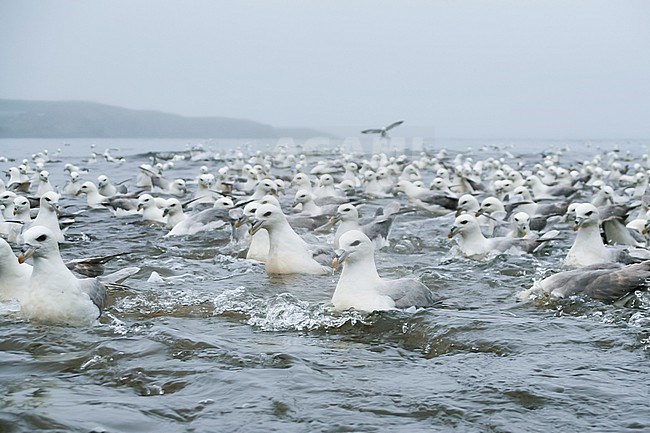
572 203 599 231
40 191 60 214
249 203 284 235
19 226 58 263
449 214 478 238
332 230 373 269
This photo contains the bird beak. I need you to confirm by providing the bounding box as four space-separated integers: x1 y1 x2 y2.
331 249 350 269
572 217 583 231
235 215 249 228
162 208 169 217
475 208 485 217
448 226 458 238
455 209 462 217
18 246 36 264
249 218 264 235
137 203 143 211
51 203 61 215
331 214 342 224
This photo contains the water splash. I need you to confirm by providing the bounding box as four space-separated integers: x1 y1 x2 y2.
213 287 368 331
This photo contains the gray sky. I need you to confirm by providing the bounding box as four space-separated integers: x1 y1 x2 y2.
1 0 649 138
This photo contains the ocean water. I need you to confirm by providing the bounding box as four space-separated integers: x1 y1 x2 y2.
0 137 649 432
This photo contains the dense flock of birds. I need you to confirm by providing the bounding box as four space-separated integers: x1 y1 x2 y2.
2 140 650 327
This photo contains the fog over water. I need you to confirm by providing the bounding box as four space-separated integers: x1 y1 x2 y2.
1 1 649 138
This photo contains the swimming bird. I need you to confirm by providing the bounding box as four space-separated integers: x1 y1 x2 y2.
35 170 54 197
18 226 107 325
331 230 437 312
62 171 82 196
331 202 401 249
29 191 64 243
448 214 548 259
137 194 166 224
0 191 17 220
395 180 457 215
12 196 32 225
6 167 30 193
0 237 32 301
249 203 331 275
163 197 232 237
78 181 109 208
565 203 649 268
98 175 127 197
361 120 405 138
234 201 270 262
292 189 337 217
190 174 217 207
524 175 578 200
517 261 650 304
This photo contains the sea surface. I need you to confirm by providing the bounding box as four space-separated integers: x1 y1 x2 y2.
1 137 649 432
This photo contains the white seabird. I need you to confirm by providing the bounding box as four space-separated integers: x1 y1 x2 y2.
361 120 405 138
448 214 549 259
249 203 331 275
331 230 437 312
0 237 31 301
517 261 650 304
331 201 401 249
18 226 107 325
30 191 64 243
565 203 650 268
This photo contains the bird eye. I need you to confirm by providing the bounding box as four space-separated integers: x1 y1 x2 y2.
585 211 593 216
350 240 361 246
36 234 47 242
461 220 468 225
45 197 51 202
263 211 272 217
343 208 350 212
461 201 467 205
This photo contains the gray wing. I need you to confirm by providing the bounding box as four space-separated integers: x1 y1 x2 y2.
150 174 170 191
360 204 402 245
417 192 459 210
98 266 140 285
491 237 526 253
104 197 137 211
602 219 640 246
361 129 382 134
314 196 350 206
66 252 127 277
536 201 569 217
547 185 578 197
287 214 332 231
8 181 30 193
191 208 231 225
540 263 622 298
385 120 404 131
379 278 439 308
79 278 107 315
308 243 334 267
584 261 650 301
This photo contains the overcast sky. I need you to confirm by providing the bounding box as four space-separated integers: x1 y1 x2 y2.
1 1 649 138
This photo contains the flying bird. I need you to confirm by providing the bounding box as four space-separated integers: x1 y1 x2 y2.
361 120 404 138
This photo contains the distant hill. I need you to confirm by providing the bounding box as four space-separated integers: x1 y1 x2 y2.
0 99 327 138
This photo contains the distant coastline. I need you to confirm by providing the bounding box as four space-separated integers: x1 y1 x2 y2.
0 99 328 139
